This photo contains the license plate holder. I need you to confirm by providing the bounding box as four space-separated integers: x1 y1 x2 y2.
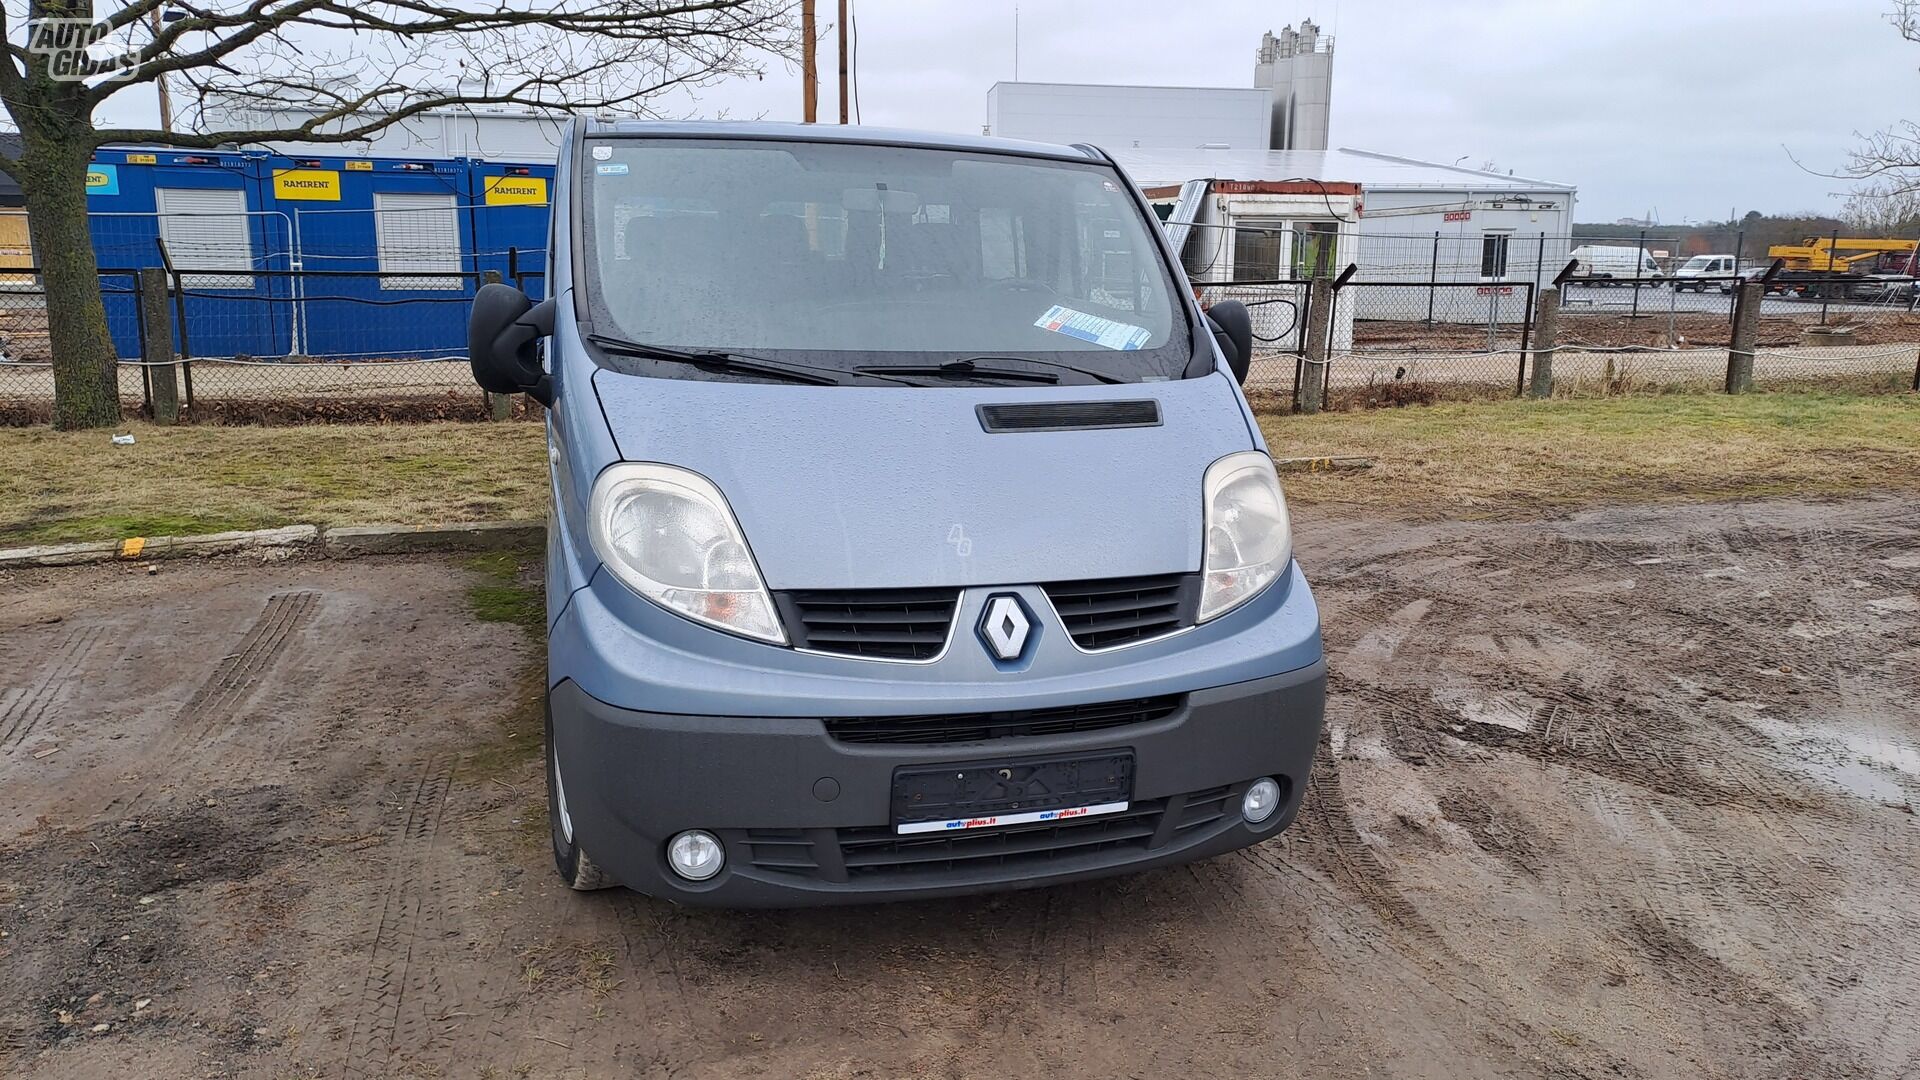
891 751 1134 835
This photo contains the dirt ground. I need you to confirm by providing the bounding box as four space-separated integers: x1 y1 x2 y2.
2 497 1917 1079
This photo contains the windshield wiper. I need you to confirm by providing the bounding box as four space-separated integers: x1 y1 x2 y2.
587 334 857 387
954 354 1127 385
853 358 1060 385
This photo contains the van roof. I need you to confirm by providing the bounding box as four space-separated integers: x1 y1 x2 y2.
583 119 1105 163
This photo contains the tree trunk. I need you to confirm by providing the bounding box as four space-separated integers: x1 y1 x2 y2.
19 139 122 429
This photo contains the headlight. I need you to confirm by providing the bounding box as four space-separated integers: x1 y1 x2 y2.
588 463 786 644
1197 451 1292 623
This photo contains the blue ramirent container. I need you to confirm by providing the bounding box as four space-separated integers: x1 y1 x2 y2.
85 146 555 360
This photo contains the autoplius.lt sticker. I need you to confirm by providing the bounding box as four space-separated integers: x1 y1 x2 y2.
1033 305 1151 350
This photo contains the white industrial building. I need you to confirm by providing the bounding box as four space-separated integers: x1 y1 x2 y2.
1114 147 1577 281
987 82 1272 151
987 19 1579 331
1251 21 1333 152
1113 147 1576 337
989 20 1334 153
201 99 570 162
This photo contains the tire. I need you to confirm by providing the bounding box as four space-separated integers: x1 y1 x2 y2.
547 690 618 891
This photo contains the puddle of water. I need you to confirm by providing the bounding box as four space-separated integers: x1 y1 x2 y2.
1883 553 1920 569
1741 714 1919 806
1867 595 1919 613
1842 733 1920 777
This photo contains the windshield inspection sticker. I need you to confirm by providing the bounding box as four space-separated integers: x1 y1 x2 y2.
1034 305 1151 351
595 162 629 175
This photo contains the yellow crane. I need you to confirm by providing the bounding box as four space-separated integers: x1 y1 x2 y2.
1766 236 1919 274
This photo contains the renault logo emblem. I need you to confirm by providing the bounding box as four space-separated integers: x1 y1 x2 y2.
978 594 1033 661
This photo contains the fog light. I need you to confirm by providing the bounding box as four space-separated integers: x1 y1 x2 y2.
666 830 724 881
1242 777 1282 824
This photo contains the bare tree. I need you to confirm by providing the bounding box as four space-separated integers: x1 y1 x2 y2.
0 0 793 428
1840 180 1920 234
1829 1 1920 200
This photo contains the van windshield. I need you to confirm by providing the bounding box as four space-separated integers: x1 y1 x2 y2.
580 138 1191 384
1679 256 1716 272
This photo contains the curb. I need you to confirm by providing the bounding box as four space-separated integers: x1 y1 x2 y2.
323 521 544 557
0 521 544 570
1275 455 1373 473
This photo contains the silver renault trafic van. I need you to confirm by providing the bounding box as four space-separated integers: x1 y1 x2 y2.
468 120 1325 906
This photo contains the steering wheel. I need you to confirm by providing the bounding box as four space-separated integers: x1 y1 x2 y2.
985 278 1057 296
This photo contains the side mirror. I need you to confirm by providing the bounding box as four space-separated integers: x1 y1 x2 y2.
469 283 556 405
1205 299 1254 384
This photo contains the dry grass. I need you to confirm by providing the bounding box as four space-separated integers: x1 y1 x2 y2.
3 393 1916 547
0 421 547 546
1262 392 1920 518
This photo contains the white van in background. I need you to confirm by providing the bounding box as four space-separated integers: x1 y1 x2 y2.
1570 244 1664 284
1670 254 1737 291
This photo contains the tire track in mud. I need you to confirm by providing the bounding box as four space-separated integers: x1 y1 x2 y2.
1240 767 1629 1080
1312 507 1920 1078
173 590 320 740
559 893 702 1071
1290 736 1446 945
1623 911 1869 1080
0 623 107 751
340 755 456 1080
103 590 319 818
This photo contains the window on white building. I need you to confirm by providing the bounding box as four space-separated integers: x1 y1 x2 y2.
1481 233 1511 280
1290 221 1338 278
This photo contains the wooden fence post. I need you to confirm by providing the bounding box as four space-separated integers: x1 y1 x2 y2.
139 267 179 424
1726 280 1760 394
1529 285 1558 400
1299 276 1332 415
481 269 513 421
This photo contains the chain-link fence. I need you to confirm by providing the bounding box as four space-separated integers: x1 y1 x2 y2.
1549 272 1920 395
1200 265 1920 412
5 219 1920 424
0 265 550 424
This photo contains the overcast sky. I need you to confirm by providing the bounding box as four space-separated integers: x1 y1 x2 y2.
87 0 1918 223
659 0 1920 224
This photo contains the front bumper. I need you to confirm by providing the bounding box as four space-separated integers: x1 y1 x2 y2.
551 660 1325 907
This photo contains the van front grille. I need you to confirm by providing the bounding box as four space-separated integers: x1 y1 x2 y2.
730 782 1252 885
837 803 1165 878
773 587 959 661
822 695 1183 745
1042 573 1199 650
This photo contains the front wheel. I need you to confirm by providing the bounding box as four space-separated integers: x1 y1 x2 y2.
547 691 617 890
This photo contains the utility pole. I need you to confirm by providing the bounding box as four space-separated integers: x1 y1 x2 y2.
801 0 818 123
837 0 849 124
150 8 173 133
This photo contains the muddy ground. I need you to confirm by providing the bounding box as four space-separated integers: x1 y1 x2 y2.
2 497 1917 1080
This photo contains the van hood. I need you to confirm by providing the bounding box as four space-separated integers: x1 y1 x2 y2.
591 370 1258 589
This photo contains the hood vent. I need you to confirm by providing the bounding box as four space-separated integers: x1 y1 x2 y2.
977 400 1162 433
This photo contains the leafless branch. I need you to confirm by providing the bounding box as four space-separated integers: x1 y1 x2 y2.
3 0 795 150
